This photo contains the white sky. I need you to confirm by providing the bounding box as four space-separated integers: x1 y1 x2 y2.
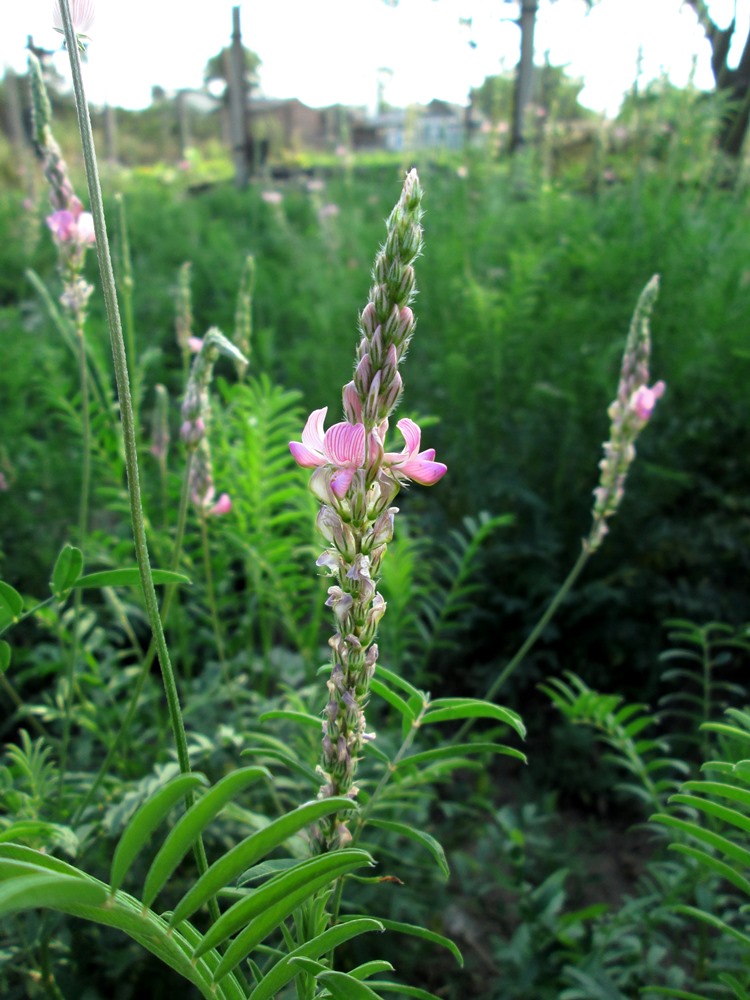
2 0 746 117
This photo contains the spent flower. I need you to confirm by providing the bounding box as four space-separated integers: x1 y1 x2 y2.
586 275 665 553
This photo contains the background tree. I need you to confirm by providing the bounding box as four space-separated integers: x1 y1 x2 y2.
203 43 262 102
684 0 750 156
471 57 592 132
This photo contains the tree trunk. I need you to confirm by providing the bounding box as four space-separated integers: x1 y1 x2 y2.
511 0 538 151
685 0 750 157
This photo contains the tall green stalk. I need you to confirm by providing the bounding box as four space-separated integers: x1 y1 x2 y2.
72 456 194 825
57 0 214 908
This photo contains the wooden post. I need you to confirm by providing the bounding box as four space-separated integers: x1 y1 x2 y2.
103 103 118 164
4 68 26 150
177 90 191 159
228 5 249 187
511 0 537 152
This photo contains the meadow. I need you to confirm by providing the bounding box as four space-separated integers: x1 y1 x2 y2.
1 48 750 999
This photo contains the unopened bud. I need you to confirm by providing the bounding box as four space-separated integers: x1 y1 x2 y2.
342 381 363 423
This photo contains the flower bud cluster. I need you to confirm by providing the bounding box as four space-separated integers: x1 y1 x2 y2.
233 255 255 378
174 262 194 359
150 384 170 464
345 168 424 433
180 327 247 516
29 52 95 317
586 276 665 552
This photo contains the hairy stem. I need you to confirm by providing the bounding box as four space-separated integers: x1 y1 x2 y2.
58 0 214 915
457 545 591 741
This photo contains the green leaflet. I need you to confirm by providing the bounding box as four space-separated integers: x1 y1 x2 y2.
317 970 385 1000
142 766 269 908
259 709 323 729
349 961 395 980
50 543 83 598
74 567 192 589
0 869 107 916
169 797 355 927
653 812 750 870
110 772 208 892
212 862 373 982
0 580 23 631
422 697 526 738
247 918 384 1000
370 678 415 724
366 818 449 878
0 850 245 1000
343 914 463 967
194 849 373 957
397 742 527 769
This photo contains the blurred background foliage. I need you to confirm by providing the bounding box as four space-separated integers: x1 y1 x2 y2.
1 54 750 998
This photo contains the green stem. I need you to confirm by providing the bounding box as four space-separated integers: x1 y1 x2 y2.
59 0 215 916
115 192 138 435
329 698 429 928
456 545 592 741
25 268 112 428
0 596 56 639
71 455 192 824
199 510 229 685
0 673 48 739
59 316 90 789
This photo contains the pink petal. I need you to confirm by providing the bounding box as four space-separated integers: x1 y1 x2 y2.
289 441 325 468
324 422 366 466
209 492 232 516
77 212 96 243
301 408 328 454
401 457 447 485
395 418 422 455
330 467 356 497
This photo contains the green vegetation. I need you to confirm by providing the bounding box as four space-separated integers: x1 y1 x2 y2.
2 64 750 998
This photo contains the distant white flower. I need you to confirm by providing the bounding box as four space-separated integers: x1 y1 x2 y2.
53 0 95 39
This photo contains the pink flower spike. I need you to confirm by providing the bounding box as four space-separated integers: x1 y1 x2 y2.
47 210 75 242
383 418 447 486
208 492 232 516
188 336 204 353
630 380 665 421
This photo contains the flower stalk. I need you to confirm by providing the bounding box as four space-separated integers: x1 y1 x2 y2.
290 170 446 850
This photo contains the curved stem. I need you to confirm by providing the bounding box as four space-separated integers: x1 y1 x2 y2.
456 545 592 742
59 0 214 914
199 511 229 684
59 316 90 788
72 455 192 823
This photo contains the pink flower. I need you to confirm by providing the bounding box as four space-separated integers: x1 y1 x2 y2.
290 408 366 498
53 0 95 36
262 191 283 205
383 419 446 486
188 336 204 353
630 380 665 422
208 492 232 516
46 197 95 247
